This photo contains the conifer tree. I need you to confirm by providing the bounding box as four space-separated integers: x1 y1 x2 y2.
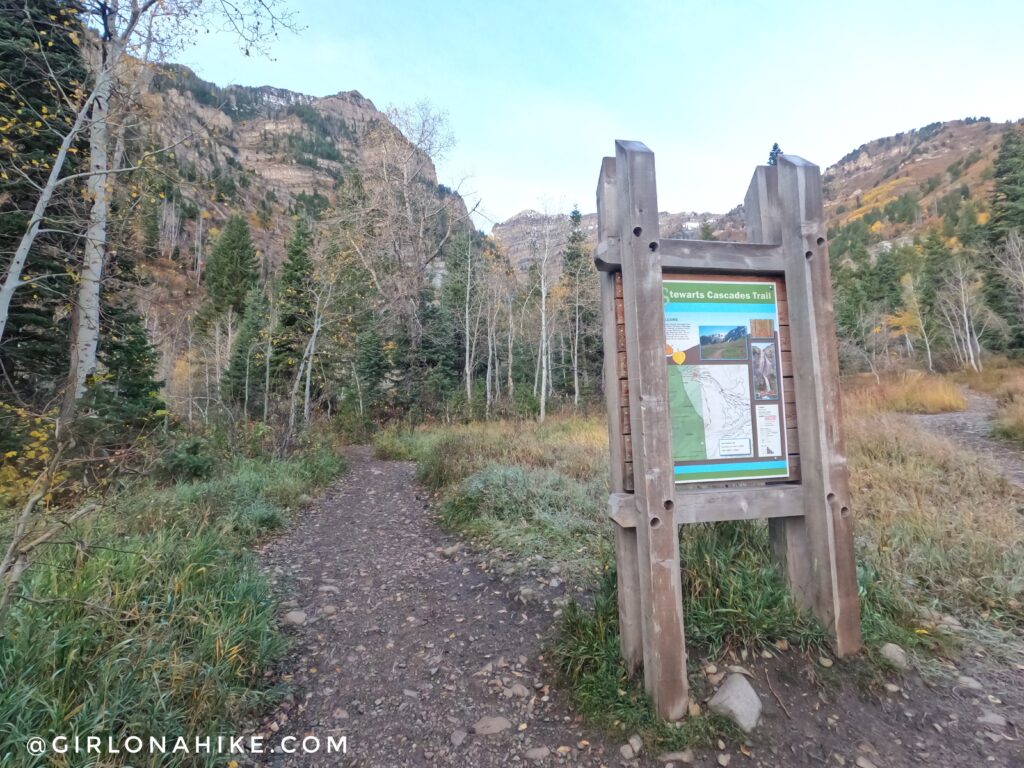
768 143 783 166
204 215 258 315
990 127 1024 242
76 258 165 444
271 218 314 389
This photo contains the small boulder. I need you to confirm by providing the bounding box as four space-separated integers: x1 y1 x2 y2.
524 746 550 760
628 734 643 755
619 744 636 760
977 711 1007 729
450 729 467 747
880 642 909 670
708 673 762 733
472 716 512 735
282 610 307 626
957 675 983 691
441 543 461 558
658 749 695 763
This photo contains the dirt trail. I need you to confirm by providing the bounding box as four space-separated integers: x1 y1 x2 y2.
912 390 1024 486
251 445 1023 768
251 446 617 767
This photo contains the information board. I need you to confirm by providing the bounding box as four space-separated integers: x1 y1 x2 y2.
663 277 788 483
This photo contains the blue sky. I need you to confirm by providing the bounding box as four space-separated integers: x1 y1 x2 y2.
182 0 1024 231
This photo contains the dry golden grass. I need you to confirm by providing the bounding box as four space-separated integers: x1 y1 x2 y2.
375 415 609 489
843 372 967 414
845 410 1024 624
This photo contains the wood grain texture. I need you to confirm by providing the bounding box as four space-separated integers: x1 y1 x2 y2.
609 486 805 527
745 162 816 618
614 140 687 719
775 155 862 655
597 159 643 671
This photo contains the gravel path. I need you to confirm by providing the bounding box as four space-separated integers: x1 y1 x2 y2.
912 390 1024 486
251 446 618 767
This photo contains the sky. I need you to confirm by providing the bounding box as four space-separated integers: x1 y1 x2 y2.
181 0 1024 231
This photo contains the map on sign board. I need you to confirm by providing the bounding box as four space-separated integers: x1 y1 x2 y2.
663 278 789 484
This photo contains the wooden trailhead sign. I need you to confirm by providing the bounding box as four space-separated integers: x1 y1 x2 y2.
595 141 862 720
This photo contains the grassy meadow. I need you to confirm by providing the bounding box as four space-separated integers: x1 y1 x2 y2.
374 373 1024 749
0 430 346 766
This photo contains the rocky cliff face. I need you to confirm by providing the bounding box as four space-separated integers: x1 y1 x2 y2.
144 65 467 267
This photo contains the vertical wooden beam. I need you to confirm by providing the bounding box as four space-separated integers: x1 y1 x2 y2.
598 157 643 671
775 155 862 655
615 140 687 719
743 165 814 608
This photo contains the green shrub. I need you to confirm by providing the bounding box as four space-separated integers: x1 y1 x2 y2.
160 435 216 481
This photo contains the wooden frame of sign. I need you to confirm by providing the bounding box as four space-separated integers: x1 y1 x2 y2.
596 141 861 720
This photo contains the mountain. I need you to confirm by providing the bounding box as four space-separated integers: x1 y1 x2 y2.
700 326 747 345
144 64 467 267
492 209 728 275
131 65 469 382
822 117 1009 234
491 117 1017 274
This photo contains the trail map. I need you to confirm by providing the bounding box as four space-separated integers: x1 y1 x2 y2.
663 278 789 483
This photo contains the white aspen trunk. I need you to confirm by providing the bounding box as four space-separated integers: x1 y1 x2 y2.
195 214 203 287
0 91 96 344
263 318 273 422
507 293 515 399
288 343 310 432
464 238 473 404
243 345 252 416
62 59 117 419
352 363 364 416
303 312 323 424
187 325 194 426
572 282 581 406
539 269 548 423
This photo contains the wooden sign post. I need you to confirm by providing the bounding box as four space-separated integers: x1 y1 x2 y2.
596 141 861 720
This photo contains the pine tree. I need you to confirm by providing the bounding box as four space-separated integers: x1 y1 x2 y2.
76 258 165 445
204 215 258 315
562 207 600 403
768 143 783 166
225 286 272 414
990 127 1024 242
0 0 87 406
271 218 314 389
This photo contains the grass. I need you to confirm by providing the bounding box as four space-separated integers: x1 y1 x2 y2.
846 409 1024 632
550 570 741 753
377 397 1024 743
0 437 345 767
843 372 967 414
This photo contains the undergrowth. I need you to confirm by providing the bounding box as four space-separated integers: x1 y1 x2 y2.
0 434 345 766
843 372 967 414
